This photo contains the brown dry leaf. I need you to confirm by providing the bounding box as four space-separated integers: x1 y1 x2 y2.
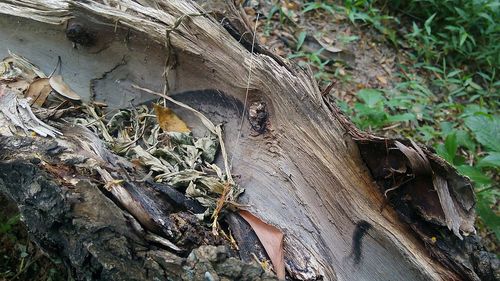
153 103 190 133
26 78 51 107
394 141 432 176
314 35 343 53
376 75 387 85
5 80 30 93
239 210 285 280
49 75 81 101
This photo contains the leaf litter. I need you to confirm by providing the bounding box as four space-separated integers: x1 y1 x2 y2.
0 52 286 278
0 52 244 221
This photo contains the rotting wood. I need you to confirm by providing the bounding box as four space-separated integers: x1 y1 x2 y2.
0 1 498 280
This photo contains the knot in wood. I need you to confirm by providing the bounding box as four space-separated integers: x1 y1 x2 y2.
66 21 96 47
248 101 268 134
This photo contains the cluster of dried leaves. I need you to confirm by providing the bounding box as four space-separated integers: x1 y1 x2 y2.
0 52 242 232
0 52 286 279
83 97 245 230
0 52 79 137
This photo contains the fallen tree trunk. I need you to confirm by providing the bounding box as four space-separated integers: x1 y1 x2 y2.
0 1 497 280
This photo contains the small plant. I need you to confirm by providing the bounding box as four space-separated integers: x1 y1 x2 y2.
436 109 500 240
343 0 399 44
344 88 416 131
0 214 20 234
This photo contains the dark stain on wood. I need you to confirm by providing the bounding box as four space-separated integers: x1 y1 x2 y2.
351 220 372 264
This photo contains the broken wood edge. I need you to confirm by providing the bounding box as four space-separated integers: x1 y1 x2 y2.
325 97 498 280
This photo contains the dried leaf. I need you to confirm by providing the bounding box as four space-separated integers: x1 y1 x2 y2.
194 136 219 163
153 103 190 133
133 85 234 184
5 80 30 93
49 75 81 100
394 141 432 175
8 51 47 79
314 35 343 53
0 86 61 137
376 75 387 85
239 210 285 280
26 78 51 107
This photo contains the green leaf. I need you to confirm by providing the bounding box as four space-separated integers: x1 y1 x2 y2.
455 130 476 151
302 3 321 13
296 31 307 51
476 191 500 241
0 214 20 234
436 143 453 163
424 13 436 35
459 32 468 47
444 132 458 160
478 12 494 24
446 69 462 78
357 89 384 108
417 125 437 142
456 165 492 186
320 3 336 14
465 115 500 152
462 104 488 117
440 122 454 135
386 113 415 123
478 152 500 168
465 79 483 91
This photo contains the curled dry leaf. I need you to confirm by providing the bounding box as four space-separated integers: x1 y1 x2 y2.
153 103 190 133
49 75 81 101
0 86 61 137
394 141 431 176
26 78 51 107
8 51 47 79
239 210 285 280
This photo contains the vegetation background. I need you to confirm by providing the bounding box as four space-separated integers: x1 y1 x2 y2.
1 0 498 279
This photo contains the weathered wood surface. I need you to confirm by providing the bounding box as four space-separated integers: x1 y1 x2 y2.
0 1 498 280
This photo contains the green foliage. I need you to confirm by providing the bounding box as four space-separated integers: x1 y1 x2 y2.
464 114 500 152
391 0 500 75
477 189 500 240
302 1 342 14
341 0 499 75
343 0 399 44
347 88 416 130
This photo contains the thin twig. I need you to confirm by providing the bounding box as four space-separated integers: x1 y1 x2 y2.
230 14 260 167
163 13 206 95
